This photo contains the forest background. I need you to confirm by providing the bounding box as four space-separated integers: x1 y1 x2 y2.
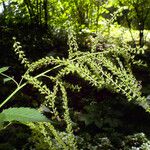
1 0 150 149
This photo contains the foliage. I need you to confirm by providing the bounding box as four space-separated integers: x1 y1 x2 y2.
1 0 150 149
79 101 122 131
0 124 30 150
77 133 114 150
0 107 49 124
108 0 150 47
0 66 50 135
0 0 110 31
0 67 9 74
123 133 150 149
8 26 149 149
76 132 150 149
109 0 150 29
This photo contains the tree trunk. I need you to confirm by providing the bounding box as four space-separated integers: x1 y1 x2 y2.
139 30 144 47
24 0 36 24
139 22 144 47
2 1 6 11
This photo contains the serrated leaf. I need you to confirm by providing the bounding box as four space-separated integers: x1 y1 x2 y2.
0 67 9 74
0 107 49 123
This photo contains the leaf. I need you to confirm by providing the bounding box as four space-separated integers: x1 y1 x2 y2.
95 120 103 128
0 107 49 123
0 113 5 123
0 67 9 74
79 114 94 125
3 77 14 83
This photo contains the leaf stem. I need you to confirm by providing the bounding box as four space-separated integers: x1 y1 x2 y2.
0 82 27 109
0 73 19 87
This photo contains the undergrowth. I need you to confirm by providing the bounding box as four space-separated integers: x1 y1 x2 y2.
11 27 150 149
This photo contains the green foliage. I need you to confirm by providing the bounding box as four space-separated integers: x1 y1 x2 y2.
1 0 150 149
108 0 150 47
124 133 150 149
0 124 30 150
77 134 113 150
0 107 49 123
79 102 122 130
0 67 9 74
0 0 110 31
77 132 150 149
10 25 150 149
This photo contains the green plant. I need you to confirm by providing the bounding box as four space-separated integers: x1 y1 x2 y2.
123 133 150 150
79 101 122 131
76 132 150 150
77 133 114 150
0 107 49 124
109 0 150 47
0 67 50 133
8 26 150 149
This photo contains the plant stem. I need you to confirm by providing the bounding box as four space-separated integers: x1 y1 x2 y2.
0 64 62 108
0 82 27 108
0 73 19 87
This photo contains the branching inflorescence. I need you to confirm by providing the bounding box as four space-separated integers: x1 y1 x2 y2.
12 27 149 149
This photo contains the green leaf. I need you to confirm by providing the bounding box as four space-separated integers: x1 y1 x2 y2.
0 67 9 74
0 113 5 123
0 107 49 123
3 77 14 83
79 114 94 125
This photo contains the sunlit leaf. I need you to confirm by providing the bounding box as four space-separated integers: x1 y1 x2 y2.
0 107 49 123
0 67 9 74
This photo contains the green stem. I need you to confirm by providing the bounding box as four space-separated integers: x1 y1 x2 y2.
0 82 27 108
0 73 19 87
35 64 62 78
0 64 62 108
